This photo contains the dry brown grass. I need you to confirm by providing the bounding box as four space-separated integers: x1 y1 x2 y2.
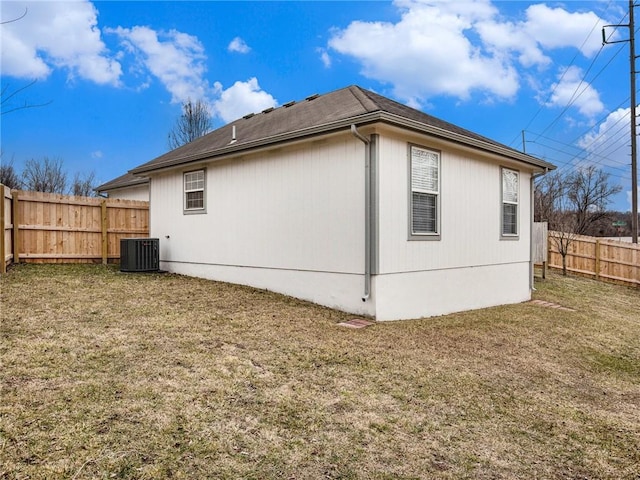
1 264 639 479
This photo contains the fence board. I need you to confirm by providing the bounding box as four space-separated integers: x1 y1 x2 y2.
548 231 639 287
2 185 13 272
0 189 149 268
532 222 548 278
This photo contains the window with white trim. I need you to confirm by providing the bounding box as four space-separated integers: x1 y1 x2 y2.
501 168 519 236
184 169 205 212
410 145 440 237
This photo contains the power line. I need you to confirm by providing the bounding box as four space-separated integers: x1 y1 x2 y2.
534 40 627 140
526 108 631 162
567 96 630 145
509 2 627 147
529 138 631 176
527 128 630 168
602 0 638 242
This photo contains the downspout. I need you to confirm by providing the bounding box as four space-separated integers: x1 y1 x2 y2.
351 124 372 302
530 168 549 291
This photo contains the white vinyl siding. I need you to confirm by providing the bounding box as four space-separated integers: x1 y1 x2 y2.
410 145 440 238
377 133 532 275
501 168 519 236
152 134 364 274
184 170 205 212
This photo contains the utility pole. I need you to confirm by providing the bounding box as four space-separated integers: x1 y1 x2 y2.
630 1 638 244
603 0 638 244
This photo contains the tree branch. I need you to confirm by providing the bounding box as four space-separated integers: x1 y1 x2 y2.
0 7 27 24
1 79 53 115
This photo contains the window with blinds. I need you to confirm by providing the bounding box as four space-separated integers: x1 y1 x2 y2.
184 169 205 212
502 168 519 236
410 145 440 236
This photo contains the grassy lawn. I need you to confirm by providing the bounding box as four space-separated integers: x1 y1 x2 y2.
1 264 639 479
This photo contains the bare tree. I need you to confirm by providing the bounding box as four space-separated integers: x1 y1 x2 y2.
1 9 52 116
534 170 564 224
566 166 622 235
71 171 97 197
22 157 67 193
535 166 621 275
1 80 52 116
0 155 22 189
167 99 212 150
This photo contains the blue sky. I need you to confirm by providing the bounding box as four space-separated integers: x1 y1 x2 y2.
1 0 637 211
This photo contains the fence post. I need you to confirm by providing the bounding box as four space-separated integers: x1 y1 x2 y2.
12 192 19 264
634 246 639 285
594 239 600 280
101 200 108 265
0 186 5 274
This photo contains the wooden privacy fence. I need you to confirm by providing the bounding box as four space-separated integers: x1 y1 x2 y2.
1 186 149 272
532 222 548 278
548 231 639 287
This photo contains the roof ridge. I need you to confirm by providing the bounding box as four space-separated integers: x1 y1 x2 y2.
349 85 382 113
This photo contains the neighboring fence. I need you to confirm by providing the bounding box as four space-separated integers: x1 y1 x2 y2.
548 230 639 287
1 187 149 272
532 222 548 278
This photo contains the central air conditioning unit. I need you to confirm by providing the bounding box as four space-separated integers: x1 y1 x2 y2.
120 238 159 272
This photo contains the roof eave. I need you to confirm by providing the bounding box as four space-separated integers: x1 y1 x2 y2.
376 112 555 171
95 177 149 192
131 110 554 175
130 112 385 175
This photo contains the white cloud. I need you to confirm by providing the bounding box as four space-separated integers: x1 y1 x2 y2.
577 107 630 167
478 4 608 68
545 66 604 118
576 107 635 213
213 78 277 123
0 2 281 127
476 19 551 68
228 37 251 54
107 27 278 125
318 48 331 68
523 4 607 57
0 0 121 85
109 26 210 104
328 0 612 112
91 150 104 159
328 0 518 105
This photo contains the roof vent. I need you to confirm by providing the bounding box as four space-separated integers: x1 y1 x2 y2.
262 107 274 114
283 100 296 108
229 125 237 145
243 113 255 119
305 93 319 101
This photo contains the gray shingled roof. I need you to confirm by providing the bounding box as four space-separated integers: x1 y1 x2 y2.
131 85 554 175
96 172 148 193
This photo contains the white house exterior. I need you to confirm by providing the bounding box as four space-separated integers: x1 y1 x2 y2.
130 86 554 321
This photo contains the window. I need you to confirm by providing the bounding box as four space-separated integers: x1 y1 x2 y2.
184 170 205 212
501 168 519 236
410 145 440 237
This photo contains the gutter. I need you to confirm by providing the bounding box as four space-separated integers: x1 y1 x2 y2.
132 112 554 176
375 112 554 171
351 125 372 302
530 167 549 291
132 114 384 176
